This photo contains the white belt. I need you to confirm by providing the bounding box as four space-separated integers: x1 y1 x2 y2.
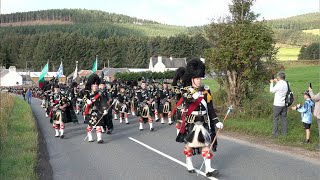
191 111 207 116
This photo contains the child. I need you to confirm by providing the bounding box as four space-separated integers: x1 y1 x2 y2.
292 90 315 144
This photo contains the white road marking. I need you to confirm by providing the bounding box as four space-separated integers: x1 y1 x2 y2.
128 137 218 180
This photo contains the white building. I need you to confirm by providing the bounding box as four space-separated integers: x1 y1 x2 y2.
149 56 187 72
0 66 23 87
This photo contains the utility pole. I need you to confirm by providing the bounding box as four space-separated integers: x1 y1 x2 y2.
0 0 2 24
108 60 110 68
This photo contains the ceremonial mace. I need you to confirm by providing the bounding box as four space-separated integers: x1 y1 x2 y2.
197 105 233 176
83 99 117 141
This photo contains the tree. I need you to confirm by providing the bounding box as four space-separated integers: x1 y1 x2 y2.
298 42 320 60
205 0 279 107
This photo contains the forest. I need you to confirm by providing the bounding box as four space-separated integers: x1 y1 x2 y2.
0 9 319 75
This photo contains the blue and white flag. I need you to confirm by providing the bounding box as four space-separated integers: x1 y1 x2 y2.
56 62 63 79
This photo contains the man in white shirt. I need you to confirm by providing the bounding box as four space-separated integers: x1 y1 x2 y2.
270 71 288 137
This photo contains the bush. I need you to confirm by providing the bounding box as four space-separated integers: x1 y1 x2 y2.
115 70 176 81
298 42 320 60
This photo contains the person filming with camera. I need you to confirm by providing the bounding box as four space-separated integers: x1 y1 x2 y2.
270 71 289 137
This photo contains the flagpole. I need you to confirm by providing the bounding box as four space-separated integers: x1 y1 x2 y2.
96 55 98 71
75 60 78 83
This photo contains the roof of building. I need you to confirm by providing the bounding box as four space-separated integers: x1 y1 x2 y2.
67 70 102 79
101 68 129 76
18 72 66 78
21 75 33 81
0 69 9 78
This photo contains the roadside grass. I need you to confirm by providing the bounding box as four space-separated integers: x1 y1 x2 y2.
302 29 320 36
205 64 320 150
0 93 38 180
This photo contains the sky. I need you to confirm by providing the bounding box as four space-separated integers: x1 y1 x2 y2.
1 0 319 26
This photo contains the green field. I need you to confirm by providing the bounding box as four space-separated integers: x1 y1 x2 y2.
276 47 300 61
302 29 320 36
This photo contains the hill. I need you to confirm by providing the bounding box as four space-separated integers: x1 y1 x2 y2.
0 9 208 74
0 9 200 37
0 9 319 73
266 12 320 47
266 12 320 30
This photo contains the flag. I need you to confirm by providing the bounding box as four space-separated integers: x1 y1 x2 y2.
73 63 78 80
56 62 63 79
87 57 98 78
38 63 48 88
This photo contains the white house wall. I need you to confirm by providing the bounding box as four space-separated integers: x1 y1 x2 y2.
153 62 166 72
1 72 23 86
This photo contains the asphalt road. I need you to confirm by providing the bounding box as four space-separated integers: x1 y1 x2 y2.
30 98 320 180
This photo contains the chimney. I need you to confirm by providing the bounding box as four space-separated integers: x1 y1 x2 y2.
170 56 173 60
158 56 162 63
9 66 16 72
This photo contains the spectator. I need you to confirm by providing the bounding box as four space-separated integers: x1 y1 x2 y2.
309 87 320 150
26 88 32 104
291 90 314 144
270 71 288 137
22 88 26 101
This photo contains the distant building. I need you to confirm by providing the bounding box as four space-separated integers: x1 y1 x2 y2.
101 68 129 82
18 71 66 84
0 66 23 87
149 56 187 72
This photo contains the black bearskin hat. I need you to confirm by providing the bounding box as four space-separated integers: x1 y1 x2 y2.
71 82 78 89
100 80 106 85
131 80 138 87
181 59 205 86
53 83 60 89
85 74 101 90
172 67 186 86
126 80 131 86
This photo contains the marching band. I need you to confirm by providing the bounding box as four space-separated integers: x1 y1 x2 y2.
37 58 222 178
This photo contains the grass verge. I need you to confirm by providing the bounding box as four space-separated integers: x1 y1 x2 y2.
0 93 38 180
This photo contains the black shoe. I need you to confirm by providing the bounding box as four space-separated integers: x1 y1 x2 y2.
272 134 278 138
303 140 310 144
106 130 111 134
126 122 130 124
206 170 219 177
139 128 143 131
97 140 104 144
60 135 64 139
155 119 160 122
188 169 196 173
150 128 154 131
55 135 59 138
88 140 94 142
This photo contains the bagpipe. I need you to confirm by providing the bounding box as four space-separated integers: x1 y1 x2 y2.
160 97 171 114
138 100 150 118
